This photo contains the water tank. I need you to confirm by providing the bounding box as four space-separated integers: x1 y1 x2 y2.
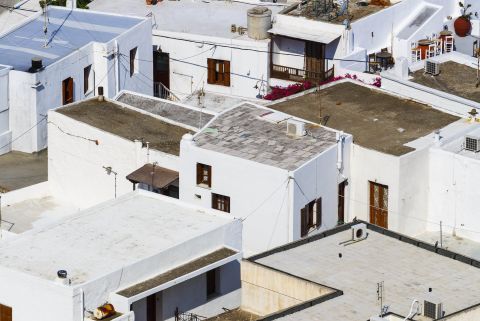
247 6 272 40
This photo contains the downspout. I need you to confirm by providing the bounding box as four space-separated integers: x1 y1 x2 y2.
336 131 345 171
114 40 120 95
80 288 84 320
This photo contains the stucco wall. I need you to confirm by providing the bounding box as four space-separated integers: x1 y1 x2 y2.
153 30 270 99
48 110 179 209
0 66 10 155
240 260 334 316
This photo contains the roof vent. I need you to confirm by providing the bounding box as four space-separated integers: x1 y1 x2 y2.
424 60 440 76
286 119 306 137
28 57 43 73
56 270 71 285
465 135 480 152
423 296 443 319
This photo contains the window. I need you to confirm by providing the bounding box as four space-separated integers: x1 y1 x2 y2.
206 269 217 298
62 77 74 105
83 65 92 95
212 193 230 213
130 47 138 77
196 163 211 188
207 58 230 86
0 303 12 321
300 198 322 237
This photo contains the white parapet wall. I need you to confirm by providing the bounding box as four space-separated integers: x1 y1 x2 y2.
0 65 10 155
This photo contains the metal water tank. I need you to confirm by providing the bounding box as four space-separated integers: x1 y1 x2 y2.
247 6 272 40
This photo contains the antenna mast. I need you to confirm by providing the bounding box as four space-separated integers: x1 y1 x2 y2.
40 0 49 48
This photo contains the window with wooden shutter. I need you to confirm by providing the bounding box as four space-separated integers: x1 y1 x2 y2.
62 77 74 105
0 303 12 321
300 207 307 237
206 58 231 87
212 193 230 213
300 197 322 238
196 163 211 188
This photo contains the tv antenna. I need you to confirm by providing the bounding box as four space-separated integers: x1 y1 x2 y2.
39 0 50 48
377 281 388 317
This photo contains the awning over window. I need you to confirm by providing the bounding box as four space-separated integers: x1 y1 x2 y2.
269 26 341 44
126 164 178 190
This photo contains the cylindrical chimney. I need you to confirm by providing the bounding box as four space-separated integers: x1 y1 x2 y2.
98 86 104 101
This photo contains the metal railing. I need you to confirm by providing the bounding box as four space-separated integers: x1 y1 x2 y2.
271 64 335 83
174 308 206 321
154 82 180 102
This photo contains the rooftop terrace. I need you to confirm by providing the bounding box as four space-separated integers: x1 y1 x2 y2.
250 223 480 321
0 7 143 71
270 81 459 156
56 98 193 156
0 191 235 284
411 61 480 103
89 0 284 39
194 103 337 171
116 91 214 129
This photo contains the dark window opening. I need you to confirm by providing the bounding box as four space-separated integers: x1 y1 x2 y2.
62 77 74 105
196 163 212 187
206 269 217 298
207 58 230 86
212 193 230 213
130 47 138 77
300 198 322 237
83 65 92 95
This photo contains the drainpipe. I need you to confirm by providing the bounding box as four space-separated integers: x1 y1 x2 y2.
336 131 345 171
80 288 84 320
114 40 120 95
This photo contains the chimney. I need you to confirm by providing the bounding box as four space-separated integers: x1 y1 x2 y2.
97 86 104 102
29 57 43 73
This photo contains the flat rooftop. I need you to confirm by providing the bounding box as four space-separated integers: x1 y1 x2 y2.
116 91 214 129
251 223 480 321
0 149 47 192
0 191 235 284
182 91 267 114
283 1 390 23
270 81 459 156
194 103 337 171
0 6 143 71
88 0 284 38
56 98 193 156
441 123 480 160
411 61 480 103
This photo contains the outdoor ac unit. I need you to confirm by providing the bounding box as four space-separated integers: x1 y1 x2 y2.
424 60 440 76
465 136 480 153
423 298 443 319
351 223 367 241
286 119 306 137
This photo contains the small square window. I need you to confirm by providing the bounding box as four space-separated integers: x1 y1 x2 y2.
212 193 230 213
300 198 322 237
196 163 211 188
83 65 92 95
207 58 230 87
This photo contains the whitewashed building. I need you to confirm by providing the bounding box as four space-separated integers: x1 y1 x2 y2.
0 6 152 155
179 102 352 255
0 190 242 321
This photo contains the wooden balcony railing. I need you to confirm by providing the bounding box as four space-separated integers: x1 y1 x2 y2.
271 64 335 83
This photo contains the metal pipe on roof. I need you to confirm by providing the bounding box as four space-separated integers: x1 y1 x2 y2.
114 40 120 95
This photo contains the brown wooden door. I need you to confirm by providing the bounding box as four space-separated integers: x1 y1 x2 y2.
369 182 388 228
305 41 325 82
0 304 12 321
153 51 169 89
338 181 346 225
62 77 74 105
146 293 156 321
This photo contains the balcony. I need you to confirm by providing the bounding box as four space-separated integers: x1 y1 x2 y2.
271 64 335 83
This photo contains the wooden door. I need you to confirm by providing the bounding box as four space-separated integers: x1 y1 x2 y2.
338 181 346 225
153 51 170 89
305 41 325 82
0 304 12 321
146 293 156 321
369 182 388 228
62 77 74 105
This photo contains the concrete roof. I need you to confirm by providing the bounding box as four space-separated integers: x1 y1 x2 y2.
252 224 480 321
269 81 460 156
0 190 235 285
194 103 337 171
88 0 284 39
181 91 267 114
0 149 47 192
116 91 215 129
0 6 144 71
55 98 193 156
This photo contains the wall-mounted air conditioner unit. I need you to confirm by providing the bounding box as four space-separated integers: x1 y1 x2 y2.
465 135 480 153
424 59 440 76
286 119 306 137
423 297 443 319
351 223 367 241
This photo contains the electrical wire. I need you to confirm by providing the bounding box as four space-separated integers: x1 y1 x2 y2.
48 120 99 145
0 115 47 151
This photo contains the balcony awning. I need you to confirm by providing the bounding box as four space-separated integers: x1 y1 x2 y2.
269 26 341 44
126 164 178 190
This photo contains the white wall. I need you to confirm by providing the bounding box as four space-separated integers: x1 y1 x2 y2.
48 110 179 209
0 67 10 155
153 30 270 99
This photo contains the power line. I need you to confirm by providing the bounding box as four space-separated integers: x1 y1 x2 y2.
0 115 47 151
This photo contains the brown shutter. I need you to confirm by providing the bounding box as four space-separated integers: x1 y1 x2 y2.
207 59 215 84
196 163 202 185
223 60 230 86
207 165 212 187
300 207 307 237
212 193 218 210
0 304 12 321
316 198 322 227
63 77 73 105
224 196 230 213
